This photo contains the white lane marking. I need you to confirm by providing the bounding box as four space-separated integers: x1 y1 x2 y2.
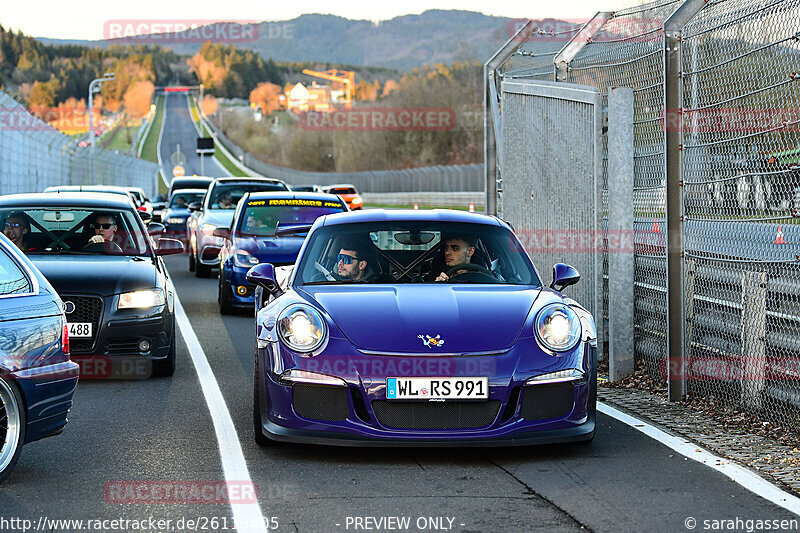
598 402 800 516
174 295 268 533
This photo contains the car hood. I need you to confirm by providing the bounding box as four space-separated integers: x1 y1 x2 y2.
301 285 541 353
202 210 235 228
30 255 157 297
164 208 190 219
235 236 304 265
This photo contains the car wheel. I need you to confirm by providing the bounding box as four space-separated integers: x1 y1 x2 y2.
195 258 211 278
152 321 177 377
253 354 274 447
189 248 196 272
0 377 25 483
219 270 234 315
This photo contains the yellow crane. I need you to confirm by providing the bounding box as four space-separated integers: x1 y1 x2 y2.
301 68 355 109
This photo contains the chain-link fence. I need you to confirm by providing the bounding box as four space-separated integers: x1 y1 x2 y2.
204 113 483 193
0 91 160 197
488 0 800 427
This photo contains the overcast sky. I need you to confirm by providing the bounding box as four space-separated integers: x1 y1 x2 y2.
3 0 642 40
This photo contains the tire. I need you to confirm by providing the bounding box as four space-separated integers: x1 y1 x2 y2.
195 252 211 278
0 377 25 484
188 248 196 272
219 269 234 315
253 354 274 447
152 320 176 377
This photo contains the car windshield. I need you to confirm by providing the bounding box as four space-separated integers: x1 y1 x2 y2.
169 192 204 208
295 221 540 285
0 208 150 256
209 183 287 210
329 187 356 195
237 198 346 236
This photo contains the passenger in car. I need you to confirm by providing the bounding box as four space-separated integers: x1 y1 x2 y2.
2 212 31 251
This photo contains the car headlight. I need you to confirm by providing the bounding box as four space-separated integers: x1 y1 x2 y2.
234 249 260 268
277 304 327 353
351 196 363 205
165 217 184 225
201 223 216 236
534 303 581 353
118 289 165 309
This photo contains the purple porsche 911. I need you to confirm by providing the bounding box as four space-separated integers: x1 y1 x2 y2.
246 209 597 446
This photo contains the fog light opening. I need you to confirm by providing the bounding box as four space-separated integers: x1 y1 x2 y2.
236 285 248 296
138 339 151 352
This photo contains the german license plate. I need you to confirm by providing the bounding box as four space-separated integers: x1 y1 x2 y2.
68 322 93 338
386 377 488 400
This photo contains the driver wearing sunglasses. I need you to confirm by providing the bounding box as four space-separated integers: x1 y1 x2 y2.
88 213 118 244
336 244 370 281
3 212 31 251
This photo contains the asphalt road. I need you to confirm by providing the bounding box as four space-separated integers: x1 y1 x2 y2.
159 93 228 179
4 254 796 532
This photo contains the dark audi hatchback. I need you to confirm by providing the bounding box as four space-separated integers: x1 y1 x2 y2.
0 193 184 377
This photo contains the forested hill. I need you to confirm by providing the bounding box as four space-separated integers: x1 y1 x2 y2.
38 10 522 70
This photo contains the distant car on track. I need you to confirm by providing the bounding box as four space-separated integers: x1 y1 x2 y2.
167 176 215 200
290 185 324 193
246 209 597 446
0 232 79 482
322 184 363 210
186 177 290 277
215 192 347 314
42 185 144 215
0 193 184 377
159 189 207 244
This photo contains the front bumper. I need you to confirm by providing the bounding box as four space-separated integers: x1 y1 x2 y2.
62 293 175 369
255 340 597 446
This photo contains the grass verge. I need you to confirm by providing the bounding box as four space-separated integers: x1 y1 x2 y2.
140 95 165 164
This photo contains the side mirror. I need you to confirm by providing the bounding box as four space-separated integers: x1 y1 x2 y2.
155 238 185 256
246 263 280 295
550 263 580 291
188 202 202 212
147 222 166 235
213 226 231 239
151 212 162 223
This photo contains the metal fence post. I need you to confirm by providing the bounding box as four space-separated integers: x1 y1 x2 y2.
741 270 767 411
608 87 635 381
484 20 536 216
553 12 613 82
664 0 706 402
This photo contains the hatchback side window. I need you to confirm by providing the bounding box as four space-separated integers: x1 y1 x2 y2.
0 247 32 296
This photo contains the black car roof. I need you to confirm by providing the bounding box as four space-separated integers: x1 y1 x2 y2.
0 192 137 209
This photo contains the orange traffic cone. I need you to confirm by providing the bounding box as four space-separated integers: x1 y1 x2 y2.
775 226 787 244
413 203 419 210
652 219 661 233
469 202 475 213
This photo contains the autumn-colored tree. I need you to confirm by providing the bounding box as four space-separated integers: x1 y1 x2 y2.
381 79 399 97
123 80 155 120
250 82 283 115
201 95 218 117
